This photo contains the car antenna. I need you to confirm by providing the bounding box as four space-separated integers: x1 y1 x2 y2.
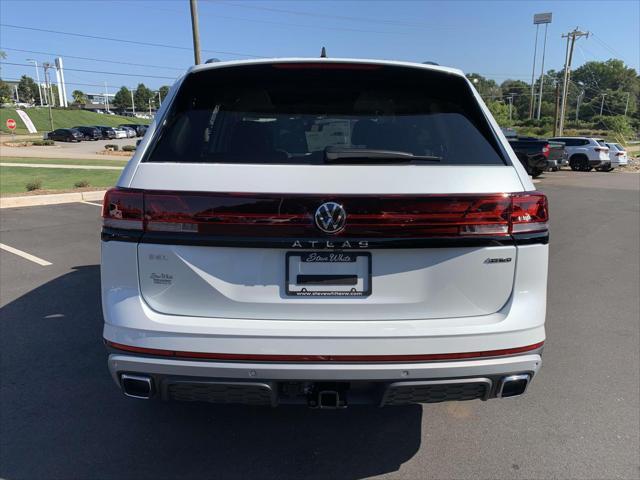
320 46 327 58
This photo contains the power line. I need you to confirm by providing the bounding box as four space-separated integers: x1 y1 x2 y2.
215 0 457 29
0 23 266 59
0 61 177 80
1 47 186 71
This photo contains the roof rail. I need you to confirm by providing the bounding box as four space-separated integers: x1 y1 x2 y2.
205 57 221 64
422 61 439 65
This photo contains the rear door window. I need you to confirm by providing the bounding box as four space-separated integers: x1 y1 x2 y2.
146 63 507 166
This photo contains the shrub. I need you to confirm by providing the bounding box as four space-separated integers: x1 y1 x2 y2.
104 144 119 151
31 140 54 146
25 179 43 191
122 145 136 152
74 180 90 188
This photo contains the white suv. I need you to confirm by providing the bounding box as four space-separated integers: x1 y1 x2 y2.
101 59 548 407
548 136 611 171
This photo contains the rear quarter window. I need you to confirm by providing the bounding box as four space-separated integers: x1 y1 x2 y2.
145 63 508 166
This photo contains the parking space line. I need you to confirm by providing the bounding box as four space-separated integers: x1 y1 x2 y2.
0 243 52 266
80 201 103 207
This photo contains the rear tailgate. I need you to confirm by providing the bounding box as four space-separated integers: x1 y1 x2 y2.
109 61 545 322
127 164 526 320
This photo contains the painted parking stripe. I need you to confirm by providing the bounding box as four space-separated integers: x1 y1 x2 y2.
0 243 52 266
80 201 103 207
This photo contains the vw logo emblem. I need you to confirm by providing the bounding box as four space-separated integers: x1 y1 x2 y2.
315 202 347 234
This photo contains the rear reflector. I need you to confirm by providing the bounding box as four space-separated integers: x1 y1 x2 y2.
102 189 548 237
106 340 544 362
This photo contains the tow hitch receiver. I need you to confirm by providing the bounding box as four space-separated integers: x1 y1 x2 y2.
308 383 348 409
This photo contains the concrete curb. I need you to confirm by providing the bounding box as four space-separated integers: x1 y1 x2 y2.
0 190 105 209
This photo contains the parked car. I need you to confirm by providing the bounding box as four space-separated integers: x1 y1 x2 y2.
120 124 148 137
548 136 611 172
73 126 102 141
605 143 629 168
112 127 128 139
508 137 565 177
102 59 548 407
95 126 117 140
120 126 137 138
47 128 84 142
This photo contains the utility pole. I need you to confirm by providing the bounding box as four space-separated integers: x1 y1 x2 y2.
26 59 44 106
148 98 152 117
14 85 19 103
130 88 135 115
189 0 202 65
599 93 606 116
42 62 54 130
624 92 631 116
558 27 589 135
157 90 162 107
553 81 560 137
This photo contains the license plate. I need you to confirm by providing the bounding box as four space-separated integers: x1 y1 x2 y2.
286 252 371 297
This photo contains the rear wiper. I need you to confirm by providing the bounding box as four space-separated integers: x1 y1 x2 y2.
324 146 441 164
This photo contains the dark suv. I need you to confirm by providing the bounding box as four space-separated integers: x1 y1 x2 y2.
47 128 84 142
73 126 102 141
95 126 117 140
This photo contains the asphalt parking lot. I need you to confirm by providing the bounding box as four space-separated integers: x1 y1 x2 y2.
1 172 638 480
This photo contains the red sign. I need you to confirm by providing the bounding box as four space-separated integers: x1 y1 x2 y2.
6 118 16 130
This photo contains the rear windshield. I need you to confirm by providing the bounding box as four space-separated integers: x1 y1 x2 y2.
595 139 607 147
146 63 507 165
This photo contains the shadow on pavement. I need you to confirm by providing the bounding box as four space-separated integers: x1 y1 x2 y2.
0 265 422 480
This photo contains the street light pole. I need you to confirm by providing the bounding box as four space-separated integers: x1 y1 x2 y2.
26 59 44 106
529 23 540 119
575 90 584 122
189 0 202 65
624 92 631 116
42 62 54 130
130 88 135 115
536 22 549 120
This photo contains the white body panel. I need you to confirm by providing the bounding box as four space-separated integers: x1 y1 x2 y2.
101 58 548 403
607 143 629 167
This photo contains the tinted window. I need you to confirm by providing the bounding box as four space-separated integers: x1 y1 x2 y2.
147 64 507 165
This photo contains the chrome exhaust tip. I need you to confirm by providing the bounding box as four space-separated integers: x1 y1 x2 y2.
121 374 153 399
497 374 530 398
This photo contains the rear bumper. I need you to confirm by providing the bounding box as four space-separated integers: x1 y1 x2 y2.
108 351 542 406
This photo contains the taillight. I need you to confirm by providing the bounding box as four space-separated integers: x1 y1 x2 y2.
102 188 143 230
510 193 548 233
594 147 608 152
616 152 624 156
102 189 548 237
542 144 550 159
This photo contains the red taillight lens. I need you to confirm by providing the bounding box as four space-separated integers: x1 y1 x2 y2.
594 147 609 152
102 188 143 230
103 190 548 237
541 144 550 159
616 152 624 156
510 193 548 233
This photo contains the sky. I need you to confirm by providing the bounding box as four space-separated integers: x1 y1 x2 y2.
0 0 638 98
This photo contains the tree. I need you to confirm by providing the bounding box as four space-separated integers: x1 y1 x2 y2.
17 75 38 104
159 85 170 102
0 80 12 103
134 83 154 111
112 86 132 110
466 73 501 100
72 90 87 105
487 101 510 126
